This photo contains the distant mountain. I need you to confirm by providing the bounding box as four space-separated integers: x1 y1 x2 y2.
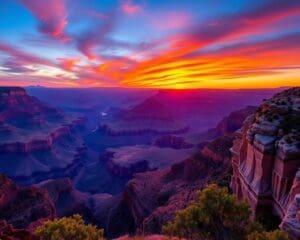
123 97 174 121
98 95 188 135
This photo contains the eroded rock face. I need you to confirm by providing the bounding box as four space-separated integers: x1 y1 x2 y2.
202 106 257 141
103 134 234 238
104 145 195 178
36 178 92 220
0 174 55 231
230 87 300 239
0 220 39 240
280 171 300 239
0 87 63 128
0 87 87 185
93 106 256 238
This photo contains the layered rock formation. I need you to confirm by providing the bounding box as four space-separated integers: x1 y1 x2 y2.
0 87 87 185
0 87 63 130
0 174 55 231
102 134 234 238
89 105 257 238
104 145 195 178
36 178 96 222
98 96 188 136
231 87 300 239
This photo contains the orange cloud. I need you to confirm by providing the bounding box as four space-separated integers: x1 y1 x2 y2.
58 58 80 71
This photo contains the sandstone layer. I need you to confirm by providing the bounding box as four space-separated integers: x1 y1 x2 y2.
231 87 300 240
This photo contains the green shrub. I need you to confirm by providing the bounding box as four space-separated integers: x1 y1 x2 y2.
163 184 251 240
246 230 289 240
35 214 104 240
163 185 289 240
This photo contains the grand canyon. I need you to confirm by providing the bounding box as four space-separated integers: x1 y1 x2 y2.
0 0 300 240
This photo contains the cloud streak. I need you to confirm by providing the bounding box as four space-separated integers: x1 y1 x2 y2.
21 0 69 40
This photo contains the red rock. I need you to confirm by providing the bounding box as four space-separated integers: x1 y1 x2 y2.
230 87 300 240
0 174 55 230
0 220 39 240
103 134 233 238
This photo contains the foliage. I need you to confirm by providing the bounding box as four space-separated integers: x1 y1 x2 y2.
246 230 289 240
163 184 289 240
35 214 104 240
163 184 251 240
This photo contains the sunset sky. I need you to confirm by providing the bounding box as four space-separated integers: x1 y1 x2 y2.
0 0 300 89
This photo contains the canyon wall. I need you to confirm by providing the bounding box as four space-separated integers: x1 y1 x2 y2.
231 87 300 239
0 87 87 185
0 174 55 231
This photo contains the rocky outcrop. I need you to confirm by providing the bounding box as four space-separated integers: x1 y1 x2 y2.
36 178 95 221
201 135 234 164
0 174 55 231
9 143 87 186
104 146 195 178
123 97 174 121
0 87 63 127
202 106 257 141
230 87 300 239
0 220 39 240
0 118 85 154
280 170 300 239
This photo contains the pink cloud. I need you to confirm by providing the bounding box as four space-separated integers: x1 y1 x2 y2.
120 0 142 15
150 11 191 30
0 41 53 66
76 16 115 59
21 0 69 40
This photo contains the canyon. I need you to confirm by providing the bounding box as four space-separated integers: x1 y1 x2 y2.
2 86 298 239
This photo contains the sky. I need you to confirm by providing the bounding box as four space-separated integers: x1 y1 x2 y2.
0 0 300 89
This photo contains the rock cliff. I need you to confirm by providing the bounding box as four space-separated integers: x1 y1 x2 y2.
231 87 300 239
103 134 234 238
0 87 87 185
0 220 39 240
0 174 55 231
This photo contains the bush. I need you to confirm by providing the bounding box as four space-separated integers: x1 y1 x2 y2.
35 214 104 240
246 230 289 240
163 184 251 240
163 185 288 240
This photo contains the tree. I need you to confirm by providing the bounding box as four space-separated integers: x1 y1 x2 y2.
35 214 104 240
163 184 251 240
